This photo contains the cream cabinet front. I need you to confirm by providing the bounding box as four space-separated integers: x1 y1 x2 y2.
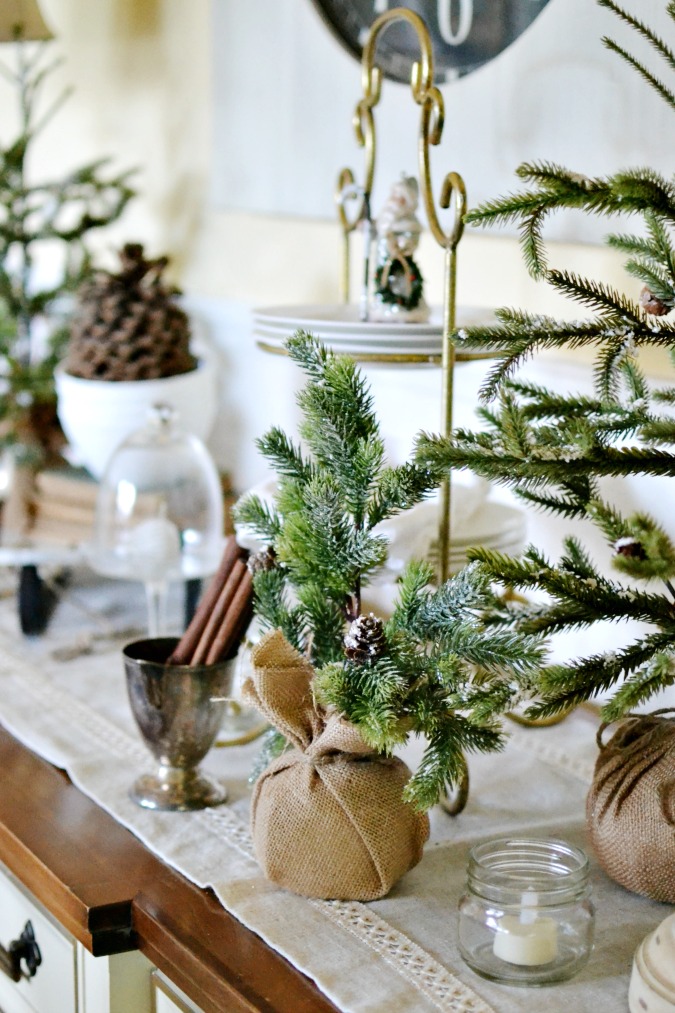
0 862 156 1013
151 972 204 1013
0 863 77 1013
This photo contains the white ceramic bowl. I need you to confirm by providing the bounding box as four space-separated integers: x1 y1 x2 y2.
55 355 219 479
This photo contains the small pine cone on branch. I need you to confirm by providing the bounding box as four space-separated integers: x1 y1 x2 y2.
640 285 671 317
344 612 387 664
614 536 647 560
247 546 277 575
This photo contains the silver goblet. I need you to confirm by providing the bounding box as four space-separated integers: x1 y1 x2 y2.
123 637 234 811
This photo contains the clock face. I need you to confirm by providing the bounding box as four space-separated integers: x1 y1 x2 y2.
310 0 554 83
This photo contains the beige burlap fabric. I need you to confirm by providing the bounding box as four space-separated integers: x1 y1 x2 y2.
243 629 430 901
586 710 675 903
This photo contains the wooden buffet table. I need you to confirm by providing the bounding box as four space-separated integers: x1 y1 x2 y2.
0 569 669 1013
0 725 337 1013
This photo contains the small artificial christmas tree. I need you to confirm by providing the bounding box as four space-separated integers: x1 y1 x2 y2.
235 332 544 810
416 0 675 722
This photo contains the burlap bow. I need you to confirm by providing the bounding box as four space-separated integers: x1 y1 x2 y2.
587 709 675 903
243 628 429 901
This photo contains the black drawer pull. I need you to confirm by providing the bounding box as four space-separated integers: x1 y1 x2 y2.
0 921 42 982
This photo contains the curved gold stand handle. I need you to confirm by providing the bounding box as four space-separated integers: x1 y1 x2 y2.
507 708 574 728
335 167 359 304
434 172 466 583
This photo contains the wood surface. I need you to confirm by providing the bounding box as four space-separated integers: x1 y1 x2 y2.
0 726 338 1013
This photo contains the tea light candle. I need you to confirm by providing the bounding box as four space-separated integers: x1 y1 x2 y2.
493 887 558 966
458 837 593 985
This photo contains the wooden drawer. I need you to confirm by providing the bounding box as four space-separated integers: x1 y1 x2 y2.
0 864 77 1013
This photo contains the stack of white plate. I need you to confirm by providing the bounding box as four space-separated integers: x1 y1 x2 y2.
440 502 527 573
253 304 496 358
363 500 528 616
413 500 527 575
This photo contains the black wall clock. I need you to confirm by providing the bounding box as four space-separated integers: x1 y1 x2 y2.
309 0 554 84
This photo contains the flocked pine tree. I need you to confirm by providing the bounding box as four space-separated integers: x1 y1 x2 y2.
0 36 135 461
416 0 675 722
235 332 544 810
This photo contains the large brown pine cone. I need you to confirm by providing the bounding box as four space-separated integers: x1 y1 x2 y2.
65 243 197 381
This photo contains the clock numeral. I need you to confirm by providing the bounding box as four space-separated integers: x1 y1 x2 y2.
371 1 473 46
437 0 473 45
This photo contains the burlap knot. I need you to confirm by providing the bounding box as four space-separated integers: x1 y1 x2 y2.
243 628 430 901
586 708 675 903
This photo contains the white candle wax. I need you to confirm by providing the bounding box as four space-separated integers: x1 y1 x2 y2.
127 517 182 577
493 889 559 967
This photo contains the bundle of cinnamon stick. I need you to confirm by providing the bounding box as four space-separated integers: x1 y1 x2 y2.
168 536 253 666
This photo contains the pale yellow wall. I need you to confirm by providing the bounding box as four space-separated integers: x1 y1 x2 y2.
5 0 664 379
22 3 619 301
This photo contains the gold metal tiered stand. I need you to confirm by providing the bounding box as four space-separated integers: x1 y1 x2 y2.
336 8 469 583
256 8 489 583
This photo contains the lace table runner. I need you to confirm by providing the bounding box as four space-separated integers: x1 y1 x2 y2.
0 572 668 1013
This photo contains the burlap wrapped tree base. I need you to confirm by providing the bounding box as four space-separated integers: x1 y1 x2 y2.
243 629 430 901
587 710 675 903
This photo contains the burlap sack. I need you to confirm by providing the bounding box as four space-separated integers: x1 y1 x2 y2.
586 709 675 903
243 629 430 901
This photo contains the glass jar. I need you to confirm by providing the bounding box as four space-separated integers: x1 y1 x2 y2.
458 837 594 986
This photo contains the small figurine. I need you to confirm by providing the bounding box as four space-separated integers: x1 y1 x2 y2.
371 175 430 323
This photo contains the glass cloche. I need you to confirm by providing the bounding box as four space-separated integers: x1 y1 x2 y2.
89 403 224 635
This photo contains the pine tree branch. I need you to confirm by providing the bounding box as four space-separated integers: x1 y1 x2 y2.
546 269 643 321
594 337 632 400
599 0 675 72
251 569 305 652
512 486 590 521
531 631 675 717
295 583 347 666
607 230 666 263
467 545 675 630
507 379 605 419
464 318 615 401
611 168 675 221
416 430 675 483
404 715 504 811
603 39 675 108
642 417 675 442
602 650 675 718
234 494 282 545
467 161 675 285
621 356 651 403
646 210 675 275
388 559 435 631
367 461 441 527
255 428 313 484
625 261 674 301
